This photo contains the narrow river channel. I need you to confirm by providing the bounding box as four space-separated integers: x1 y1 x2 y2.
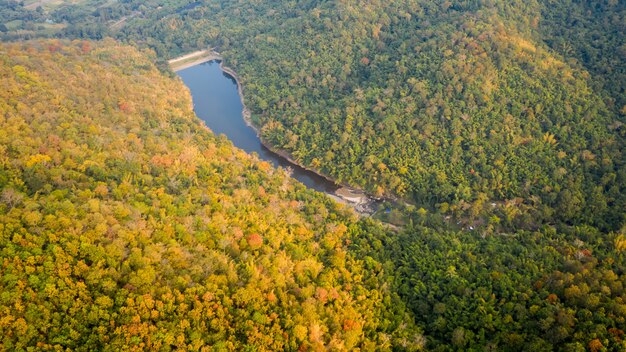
176 61 341 194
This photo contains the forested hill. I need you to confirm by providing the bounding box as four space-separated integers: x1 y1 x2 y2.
1 1 626 351
0 40 422 350
6 0 621 230
174 0 623 231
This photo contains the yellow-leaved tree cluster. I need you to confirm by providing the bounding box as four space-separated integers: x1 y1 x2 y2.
0 40 422 351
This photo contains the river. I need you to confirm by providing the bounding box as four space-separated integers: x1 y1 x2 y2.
176 61 342 195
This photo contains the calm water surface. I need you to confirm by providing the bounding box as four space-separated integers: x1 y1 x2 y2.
177 61 339 193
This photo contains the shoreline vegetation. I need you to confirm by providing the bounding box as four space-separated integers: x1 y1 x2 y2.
169 49 376 213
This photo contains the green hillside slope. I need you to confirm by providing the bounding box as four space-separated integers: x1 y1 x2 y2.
117 0 626 230
352 218 626 351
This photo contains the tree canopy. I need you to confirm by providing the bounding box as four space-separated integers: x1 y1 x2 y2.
0 40 422 350
1 0 625 350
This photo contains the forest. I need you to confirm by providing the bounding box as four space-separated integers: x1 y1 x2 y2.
0 0 625 350
4 0 622 230
0 40 422 350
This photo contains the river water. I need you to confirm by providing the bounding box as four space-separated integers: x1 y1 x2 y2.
176 61 340 194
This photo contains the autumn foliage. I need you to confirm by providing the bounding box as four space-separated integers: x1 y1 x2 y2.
0 40 422 350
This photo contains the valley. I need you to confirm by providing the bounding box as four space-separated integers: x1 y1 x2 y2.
0 0 625 350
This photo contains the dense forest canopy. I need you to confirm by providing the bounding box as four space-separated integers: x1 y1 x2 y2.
1 0 625 350
5 0 622 230
0 40 421 350
352 219 626 351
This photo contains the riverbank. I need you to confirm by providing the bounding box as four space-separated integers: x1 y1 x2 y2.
218 62 372 206
170 51 375 213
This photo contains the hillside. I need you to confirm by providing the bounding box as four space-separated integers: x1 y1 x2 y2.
1 1 625 350
117 0 625 230
2 0 624 231
0 40 421 350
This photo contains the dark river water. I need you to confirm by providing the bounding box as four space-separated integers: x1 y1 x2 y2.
177 61 340 194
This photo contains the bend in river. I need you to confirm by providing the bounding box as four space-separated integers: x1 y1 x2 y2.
177 61 348 196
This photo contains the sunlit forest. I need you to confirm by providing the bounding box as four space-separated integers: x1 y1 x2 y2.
0 41 421 350
1 0 625 350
